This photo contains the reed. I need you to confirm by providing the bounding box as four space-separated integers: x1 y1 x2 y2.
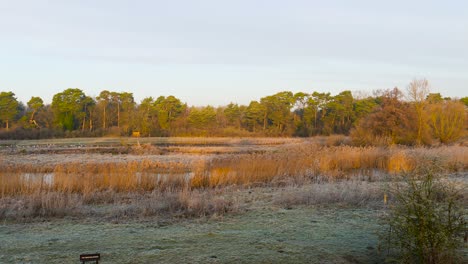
199 144 467 188
0 145 466 198
0 160 189 197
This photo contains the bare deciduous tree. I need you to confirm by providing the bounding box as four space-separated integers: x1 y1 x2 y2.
407 79 430 145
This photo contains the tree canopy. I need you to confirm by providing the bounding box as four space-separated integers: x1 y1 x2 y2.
0 80 466 145
0 91 19 130
51 88 87 130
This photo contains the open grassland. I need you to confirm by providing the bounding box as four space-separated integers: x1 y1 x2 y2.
0 137 467 262
0 207 385 264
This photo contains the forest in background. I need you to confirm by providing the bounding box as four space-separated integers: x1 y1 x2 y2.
0 79 466 145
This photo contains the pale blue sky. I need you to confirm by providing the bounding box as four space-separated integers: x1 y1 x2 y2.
1 0 467 106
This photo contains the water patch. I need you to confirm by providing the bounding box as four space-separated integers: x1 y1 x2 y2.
21 173 54 185
18 172 195 186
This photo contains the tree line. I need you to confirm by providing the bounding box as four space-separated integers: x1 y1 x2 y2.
0 79 466 145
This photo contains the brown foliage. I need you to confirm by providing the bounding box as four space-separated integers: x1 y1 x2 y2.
351 88 419 146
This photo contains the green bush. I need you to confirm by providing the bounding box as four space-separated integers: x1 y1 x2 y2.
380 161 466 263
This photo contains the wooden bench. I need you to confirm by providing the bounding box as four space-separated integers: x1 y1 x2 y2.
80 253 100 264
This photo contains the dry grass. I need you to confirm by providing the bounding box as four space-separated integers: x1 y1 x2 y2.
0 192 82 219
0 142 466 220
1 144 466 197
273 181 384 208
0 160 189 197
0 189 237 221
0 136 301 148
0 180 387 221
197 144 467 188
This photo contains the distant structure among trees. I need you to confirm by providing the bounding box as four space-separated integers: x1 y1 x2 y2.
0 79 466 145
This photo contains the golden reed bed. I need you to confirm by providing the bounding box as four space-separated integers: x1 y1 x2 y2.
1 144 466 197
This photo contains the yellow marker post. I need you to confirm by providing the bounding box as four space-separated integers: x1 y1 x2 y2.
132 131 141 147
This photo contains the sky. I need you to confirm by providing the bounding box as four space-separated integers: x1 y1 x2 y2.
1 0 467 106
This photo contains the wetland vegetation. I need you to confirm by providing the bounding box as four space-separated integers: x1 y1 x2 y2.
0 137 466 263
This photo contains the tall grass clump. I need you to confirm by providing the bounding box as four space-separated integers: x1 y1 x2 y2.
380 160 467 263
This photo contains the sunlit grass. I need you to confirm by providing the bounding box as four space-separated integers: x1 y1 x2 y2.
1 144 466 197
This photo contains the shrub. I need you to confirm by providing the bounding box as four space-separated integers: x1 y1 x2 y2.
380 161 466 263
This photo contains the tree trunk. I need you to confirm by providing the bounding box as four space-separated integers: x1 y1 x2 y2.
314 108 317 131
29 110 39 128
6 119 9 130
31 120 39 128
103 107 106 129
417 108 423 145
117 103 120 128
